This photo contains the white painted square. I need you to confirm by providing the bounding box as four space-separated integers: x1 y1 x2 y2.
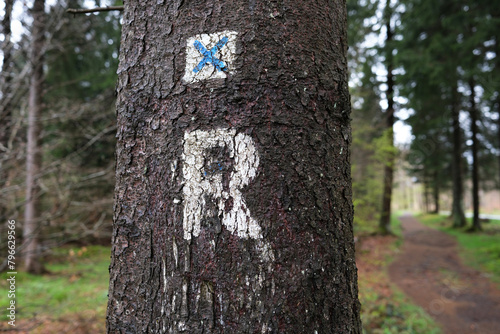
182 31 238 83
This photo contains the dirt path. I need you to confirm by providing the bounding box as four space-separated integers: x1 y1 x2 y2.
388 214 500 334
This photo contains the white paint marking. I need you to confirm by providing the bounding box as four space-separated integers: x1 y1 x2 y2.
162 258 167 293
183 31 238 83
172 237 178 268
170 160 177 182
182 128 274 262
182 129 261 240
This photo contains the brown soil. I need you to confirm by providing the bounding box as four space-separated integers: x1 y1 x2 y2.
0 311 105 333
388 214 500 334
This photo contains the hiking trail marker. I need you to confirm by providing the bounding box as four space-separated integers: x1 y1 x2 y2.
183 31 238 83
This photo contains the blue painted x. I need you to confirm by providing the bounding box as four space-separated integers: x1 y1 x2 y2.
193 36 229 73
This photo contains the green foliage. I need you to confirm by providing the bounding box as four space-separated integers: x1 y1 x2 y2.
360 287 441 334
31 0 120 246
373 129 398 168
396 0 500 194
352 121 395 234
352 112 386 235
350 49 388 234
45 0 121 101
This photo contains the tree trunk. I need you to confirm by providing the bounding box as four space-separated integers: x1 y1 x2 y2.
0 0 14 142
0 0 14 222
469 78 481 231
106 0 361 333
497 90 500 189
432 170 440 214
24 0 46 274
379 2 395 234
423 171 430 213
498 92 500 190
451 82 466 228
496 37 500 189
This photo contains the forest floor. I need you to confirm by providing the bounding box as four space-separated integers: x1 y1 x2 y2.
388 214 500 334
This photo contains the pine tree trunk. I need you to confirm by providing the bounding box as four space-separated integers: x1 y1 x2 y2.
24 0 46 274
379 7 395 235
497 93 500 189
0 0 14 222
432 170 440 214
106 0 361 333
451 82 466 228
423 172 430 214
496 38 500 190
0 0 14 142
469 78 481 231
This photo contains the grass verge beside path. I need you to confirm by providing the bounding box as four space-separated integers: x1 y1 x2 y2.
356 215 441 334
418 213 500 286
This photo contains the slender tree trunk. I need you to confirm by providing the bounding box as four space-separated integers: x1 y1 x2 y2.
432 170 440 214
497 93 500 189
0 0 14 222
423 171 430 213
451 82 466 228
0 0 14 139
379 3 395 234
469 78 481 231
24 0 46 274
498 93 500 189
106 0 361 333
496 38 500 189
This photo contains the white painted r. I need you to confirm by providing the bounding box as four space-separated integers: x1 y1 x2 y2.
181 128 262 241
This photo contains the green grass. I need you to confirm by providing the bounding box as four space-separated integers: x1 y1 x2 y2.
391 211 406 237
360 283 441 334
0 245 110 323
418 213 500 285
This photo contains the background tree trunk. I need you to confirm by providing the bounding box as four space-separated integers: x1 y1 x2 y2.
0 0 14 222
469 78 481 231
432 170 440 214
379 1 395 234
423 174 430 213
451 82 466 228
24 0 46 274
106 0 361 333
496 37 500 189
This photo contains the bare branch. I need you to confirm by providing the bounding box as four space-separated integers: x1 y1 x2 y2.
66 6 124 15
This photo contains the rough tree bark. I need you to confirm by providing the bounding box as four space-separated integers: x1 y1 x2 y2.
379 1 395 234
468 78 481 231
24 0 46 274
450 82 466 228
106 0 361 333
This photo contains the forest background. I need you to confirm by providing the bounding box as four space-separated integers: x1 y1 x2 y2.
0 0 499 332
